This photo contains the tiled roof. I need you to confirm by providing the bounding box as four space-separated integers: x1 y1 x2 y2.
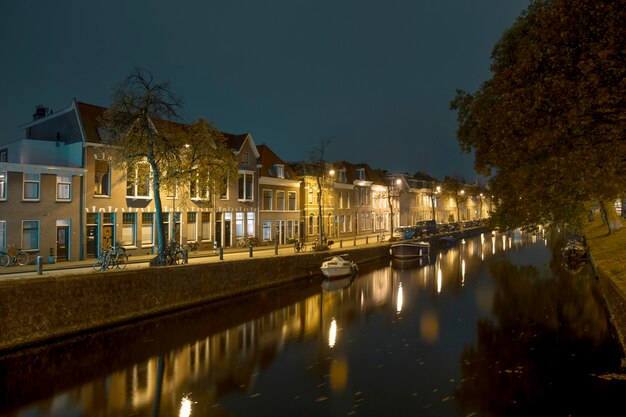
76 102 106 143
257 144 298 180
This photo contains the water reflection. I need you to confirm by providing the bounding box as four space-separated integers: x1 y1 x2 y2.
2 231 624 416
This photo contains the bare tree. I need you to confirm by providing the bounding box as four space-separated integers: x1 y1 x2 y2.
100 67 236 264
308 139 334 247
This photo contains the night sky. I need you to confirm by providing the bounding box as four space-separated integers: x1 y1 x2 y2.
0 0 530 181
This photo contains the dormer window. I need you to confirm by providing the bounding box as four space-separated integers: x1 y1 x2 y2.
356 168 365 180
275 164 285 179
338 169 347 183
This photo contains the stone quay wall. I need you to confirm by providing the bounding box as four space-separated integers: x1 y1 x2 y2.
0 246 388 352
589 252 626 354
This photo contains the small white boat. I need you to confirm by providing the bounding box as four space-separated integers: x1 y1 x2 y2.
320 255 358 279
389 241 430 260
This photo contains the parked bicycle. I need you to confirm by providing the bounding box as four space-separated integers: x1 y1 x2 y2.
93 245 128 272
293 238 307 253
184 240 200 254
236 236 257 248
0 245 30 267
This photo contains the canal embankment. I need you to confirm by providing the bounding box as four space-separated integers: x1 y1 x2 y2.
0 228 486 352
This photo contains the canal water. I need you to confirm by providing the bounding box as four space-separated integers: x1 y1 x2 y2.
1 231 625 416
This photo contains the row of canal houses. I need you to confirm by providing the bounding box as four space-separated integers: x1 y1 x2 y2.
0 100 489 263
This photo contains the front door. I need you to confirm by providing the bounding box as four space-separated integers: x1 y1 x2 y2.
215 221 222 247
101 225 113 252
86 225 98 258
56 226 69 261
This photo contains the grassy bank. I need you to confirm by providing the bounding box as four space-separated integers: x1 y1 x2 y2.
584 217 626 292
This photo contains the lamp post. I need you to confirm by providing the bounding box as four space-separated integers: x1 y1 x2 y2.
318 168 335 245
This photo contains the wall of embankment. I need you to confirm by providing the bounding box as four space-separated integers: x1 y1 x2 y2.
589 253 626 355
0 245 389 352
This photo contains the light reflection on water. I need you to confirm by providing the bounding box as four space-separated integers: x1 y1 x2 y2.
2 231 625 417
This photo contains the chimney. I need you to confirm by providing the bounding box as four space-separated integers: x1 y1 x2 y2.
32 105 49 121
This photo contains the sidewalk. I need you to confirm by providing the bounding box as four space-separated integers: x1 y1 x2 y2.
0 234 386 278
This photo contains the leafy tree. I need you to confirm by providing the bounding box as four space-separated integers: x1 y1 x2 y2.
100 67 237 263
450 0 626 233
440 176 469 225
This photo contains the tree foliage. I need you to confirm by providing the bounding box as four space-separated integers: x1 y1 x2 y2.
100 67 237 260
450 0 626 232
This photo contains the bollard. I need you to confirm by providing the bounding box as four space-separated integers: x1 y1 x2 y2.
37 256 43 275
249 244 253 258
219 247 223 260
366 236 369 245
274 239 278 255
183 248 188 264
340 239 343 248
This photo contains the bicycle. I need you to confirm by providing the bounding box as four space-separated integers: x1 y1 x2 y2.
93 245 128 271
237 236 252 248
293 238 307 253
0 245 30 267
184 240 200 254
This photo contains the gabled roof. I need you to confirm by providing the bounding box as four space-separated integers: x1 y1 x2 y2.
75 101 107 143
223 132 260 159
257 144 298 180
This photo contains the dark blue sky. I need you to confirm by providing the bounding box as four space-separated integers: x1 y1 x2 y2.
0 0 530 181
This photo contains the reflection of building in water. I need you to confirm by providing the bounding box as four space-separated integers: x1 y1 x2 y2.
19 232 551 416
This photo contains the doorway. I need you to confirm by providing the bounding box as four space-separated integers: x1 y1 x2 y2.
56 225 69 261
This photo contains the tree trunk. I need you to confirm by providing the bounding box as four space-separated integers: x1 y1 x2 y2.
600 200 623 234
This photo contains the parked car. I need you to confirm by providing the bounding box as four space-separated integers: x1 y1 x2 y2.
415 220 437 236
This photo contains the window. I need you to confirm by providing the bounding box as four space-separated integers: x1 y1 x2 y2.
122 213 136 246
141 213 154 246
308 214 314 235
276 191 285 210
275 164 284 178
0 149 7 162
238 172 253 201
22 220 39 250
57 175 71 201
201 212 211 241
338 191 344 209
242 152 249 164
0 171 6 200
288 191 296 211
308 188 314 205
94 158 110 196
23 173 40 200
187 212 197 241
263 220 272 241
346 193 351 209
247 213 255 237
220 177 229 200
190 174 210 200
356 168 365 180
338 169 346 183
236 212 244 237
126 162 150 198
263 189 272 210
0 220 5 249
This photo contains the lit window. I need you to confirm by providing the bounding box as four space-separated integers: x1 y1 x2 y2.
238 172 254 201
22 220 39 250
0 171 6 200
263 220 272 241
235 212 244 237
57 175 71 201
201 212 211 241
220 177 229 200
246 213 255 237
23 173 40 200
94 158 110 196
141 213 154 246
122 213 136 246
187 212 197 241
126 162 150 198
